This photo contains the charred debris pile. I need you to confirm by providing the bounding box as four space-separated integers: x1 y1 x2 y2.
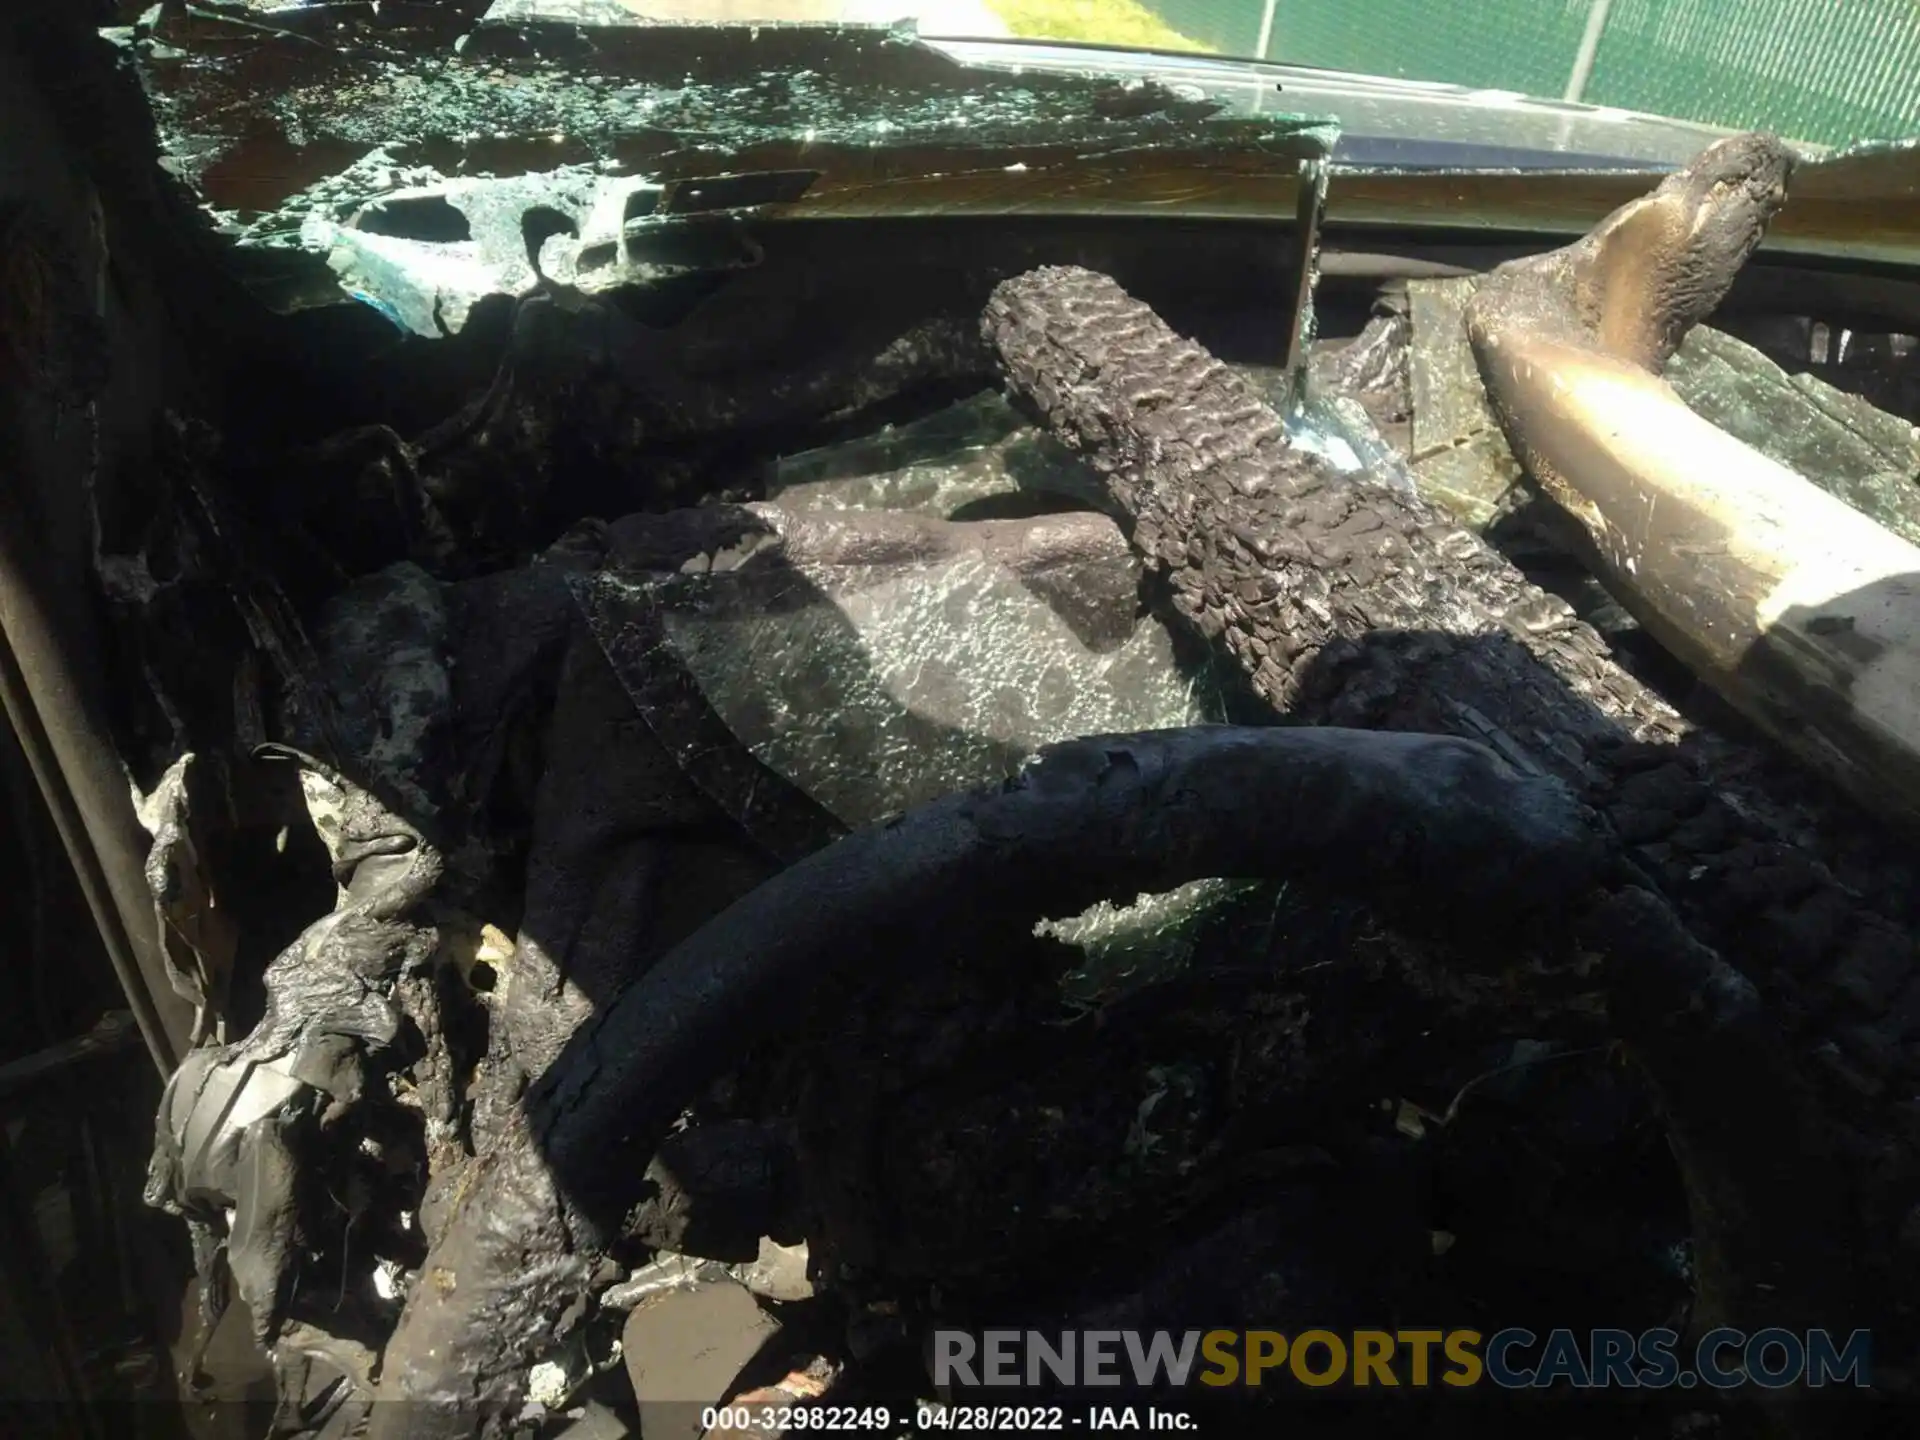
6 3 1920 1437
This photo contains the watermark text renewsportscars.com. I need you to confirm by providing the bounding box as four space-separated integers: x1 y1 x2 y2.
932 1327 1872 1391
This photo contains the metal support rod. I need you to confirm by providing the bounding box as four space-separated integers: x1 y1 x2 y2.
1255 0 1280 61
0 566 188 1076
1563 0 1614 103
1284 155 1329 409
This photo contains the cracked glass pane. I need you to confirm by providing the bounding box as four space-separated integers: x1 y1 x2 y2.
653 544 1210 825
571 505 1268 1003
768 390 1097 518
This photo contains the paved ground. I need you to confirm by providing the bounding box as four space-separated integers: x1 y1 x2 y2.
615 0 1009 36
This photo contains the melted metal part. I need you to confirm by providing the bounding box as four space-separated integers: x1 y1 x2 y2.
1469 133 1920 828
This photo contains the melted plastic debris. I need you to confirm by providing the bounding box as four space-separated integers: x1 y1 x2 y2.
134 752 237 1037
599 1253 726 1310
312 562 451 821
602 1238 814 1309
144 758 444 1352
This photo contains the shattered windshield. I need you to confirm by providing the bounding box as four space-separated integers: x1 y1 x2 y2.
1 3 1918 1438
473 0 1920 151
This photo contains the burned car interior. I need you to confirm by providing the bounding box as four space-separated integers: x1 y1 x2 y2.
4 2 1920 1438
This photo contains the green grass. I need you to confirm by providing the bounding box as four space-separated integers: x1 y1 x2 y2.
988 0 1206 54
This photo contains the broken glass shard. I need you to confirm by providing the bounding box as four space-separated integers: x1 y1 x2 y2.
768 390 1103 517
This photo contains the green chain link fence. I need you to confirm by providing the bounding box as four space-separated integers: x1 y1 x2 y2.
1139 0 1920 148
